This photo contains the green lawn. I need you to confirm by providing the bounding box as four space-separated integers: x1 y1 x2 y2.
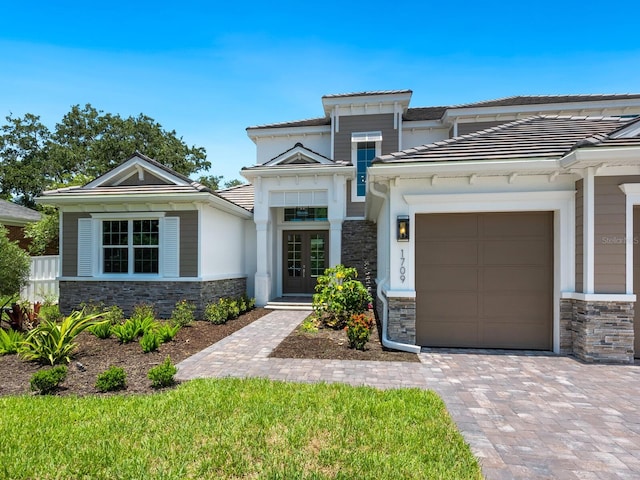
0 378 482 479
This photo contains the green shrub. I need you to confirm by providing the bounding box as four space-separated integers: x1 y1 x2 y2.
140 330 161 353
147 356 177 388
227 298 240 319
110 320 138 344
204 300 228 325
0 328 25 355
95 366 126 392
345 313 374 350
88 321 112 339
38 303 62 323
30 365 68 394
243 294 256 311
313 265 372 329
20 311 101 365
102 305 124 325
299 317 319 333
156 323 180 343
170 300 195 327
131 304 155 324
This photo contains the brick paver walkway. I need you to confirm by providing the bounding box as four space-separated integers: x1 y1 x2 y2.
176 310 640 479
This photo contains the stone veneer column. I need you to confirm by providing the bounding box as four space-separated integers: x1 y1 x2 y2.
559 298 574 354
386 296 416 344
571 300 634 363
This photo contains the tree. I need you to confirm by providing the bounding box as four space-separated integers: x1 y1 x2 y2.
0 105 211 205
224 179 244 189
198 175 244 191
24 207 59 255
0 226 31 298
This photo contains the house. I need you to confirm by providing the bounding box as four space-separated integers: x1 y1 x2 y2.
38 90 640 363
0 199 41 250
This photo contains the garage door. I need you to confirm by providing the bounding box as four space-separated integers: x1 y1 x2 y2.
415 212 553 350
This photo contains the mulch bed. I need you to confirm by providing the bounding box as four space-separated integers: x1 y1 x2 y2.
1 307 418 398
270 314 420 363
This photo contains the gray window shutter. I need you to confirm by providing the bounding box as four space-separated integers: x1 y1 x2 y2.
77 218 94 277
163 216 180 278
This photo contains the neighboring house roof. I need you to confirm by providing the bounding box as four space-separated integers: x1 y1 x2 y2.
321 89 413 99
0 199 41 225
216 184 254 212
374 115 635 164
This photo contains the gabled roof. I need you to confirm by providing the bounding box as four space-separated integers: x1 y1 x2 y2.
0 199 41 225
374 115 635 164
454 94 640 108
321 89 413 99
216 184 254 212
261 142 341 167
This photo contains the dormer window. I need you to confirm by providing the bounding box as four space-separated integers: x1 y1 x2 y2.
352 131 382 198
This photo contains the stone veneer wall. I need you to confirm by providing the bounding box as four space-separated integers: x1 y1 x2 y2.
386 297 416 344
571 299 634 363
341 220 377 296
59 278 247 318
559 299 574 354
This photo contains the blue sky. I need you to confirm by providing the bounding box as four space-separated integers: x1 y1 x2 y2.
2 0 639 182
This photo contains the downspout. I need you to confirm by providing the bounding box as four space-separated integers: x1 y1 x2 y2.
369 179 422 354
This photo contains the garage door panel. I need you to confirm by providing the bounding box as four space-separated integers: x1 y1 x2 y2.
416 212 553 350
482 212 551 238
418 266 478 291
416 213 478 239
418 321 479 347
482 267 550 291
483 240 550 265
417 241 478 265
418 293 478 317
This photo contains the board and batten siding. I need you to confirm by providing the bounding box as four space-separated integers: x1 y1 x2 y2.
346 181 365 217
333 114 398 162
575 179 583 293
62 212 90 277
594 175 640 293
167 210 198 277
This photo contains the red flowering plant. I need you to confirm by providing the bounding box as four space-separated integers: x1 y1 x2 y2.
345 313 374 350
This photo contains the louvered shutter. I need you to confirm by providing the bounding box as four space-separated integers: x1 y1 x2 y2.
77 218 94 277
163 216 180 278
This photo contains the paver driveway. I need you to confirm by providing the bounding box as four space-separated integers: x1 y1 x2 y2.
176 310 640 479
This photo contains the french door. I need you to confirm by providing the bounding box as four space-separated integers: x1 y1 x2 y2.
282 230 328 294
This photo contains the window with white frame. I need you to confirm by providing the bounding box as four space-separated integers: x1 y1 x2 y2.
102 219 159 274
352 131 382 198
77 213 180 278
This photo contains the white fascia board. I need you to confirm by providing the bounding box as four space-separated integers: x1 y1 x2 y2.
442 98 640 123
241 165 355 180
322 92 412 116
369 158 562 178
561 146 640 168
561 292 636 302
85 156 190 188
268 146 333 165
36 192 253 219
247 125 331 142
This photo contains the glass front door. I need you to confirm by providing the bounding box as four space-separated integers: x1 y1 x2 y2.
283 230 328 294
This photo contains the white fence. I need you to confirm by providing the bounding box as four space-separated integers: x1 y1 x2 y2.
21 255 60 303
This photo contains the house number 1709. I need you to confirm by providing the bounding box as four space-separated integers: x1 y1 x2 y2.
400 249 406 283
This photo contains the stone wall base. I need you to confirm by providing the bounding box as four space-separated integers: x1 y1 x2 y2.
341 220 377 296
569 299 634 364
59 278 247 318
386 296 416 345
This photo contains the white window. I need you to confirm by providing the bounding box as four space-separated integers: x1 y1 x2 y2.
351 131 382 200
77 213 180 278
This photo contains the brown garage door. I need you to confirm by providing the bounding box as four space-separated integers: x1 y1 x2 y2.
416 212 553 350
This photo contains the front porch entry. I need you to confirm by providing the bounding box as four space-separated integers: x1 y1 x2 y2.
282 230 328 295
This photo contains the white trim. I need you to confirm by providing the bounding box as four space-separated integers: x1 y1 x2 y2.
382 288 416 298
351 138 382 202
351 131 382 143
90 212 166 219
618 183 640 294
561 292 636 302
583 168 595 293
85 155 191 189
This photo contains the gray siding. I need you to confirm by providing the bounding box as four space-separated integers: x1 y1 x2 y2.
456 121 507 137
333 114 398 161
346 181 365 217
62 212 90 277
594 175 640 293
167 210 198 277
575 179 583 293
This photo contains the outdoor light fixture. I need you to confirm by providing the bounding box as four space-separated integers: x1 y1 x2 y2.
397 215 410 241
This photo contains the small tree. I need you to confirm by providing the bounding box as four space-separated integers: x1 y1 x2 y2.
25 208 59 255
0 225 31 300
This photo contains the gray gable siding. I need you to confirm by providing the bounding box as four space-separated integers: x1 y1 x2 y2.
333 114 398 162
118 172 172 186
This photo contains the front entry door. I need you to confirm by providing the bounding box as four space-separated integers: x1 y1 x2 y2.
283 231 328 294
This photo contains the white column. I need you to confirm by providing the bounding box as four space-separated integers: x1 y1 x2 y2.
329 219 342 267
254 220 271 306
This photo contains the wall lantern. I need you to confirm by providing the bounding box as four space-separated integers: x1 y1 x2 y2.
397 215 410 242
